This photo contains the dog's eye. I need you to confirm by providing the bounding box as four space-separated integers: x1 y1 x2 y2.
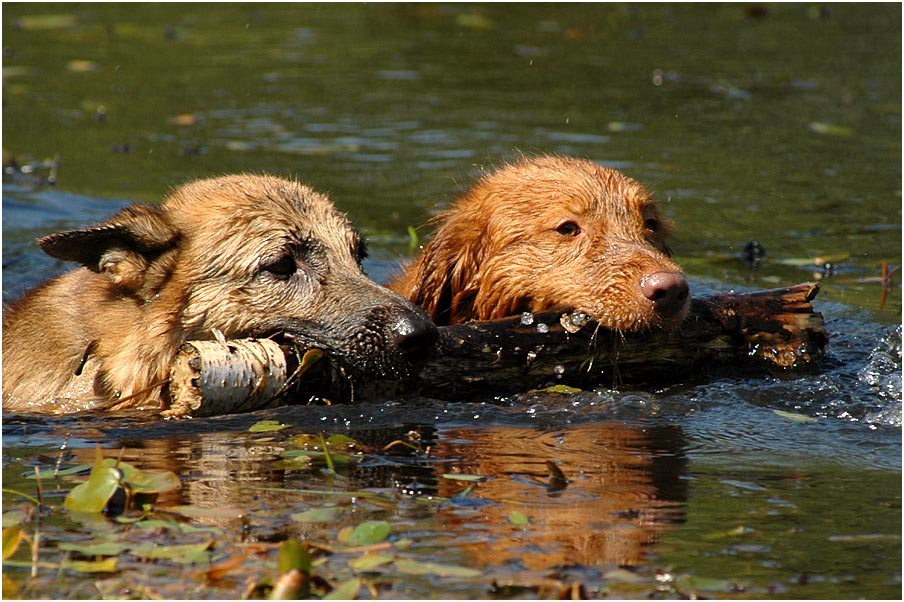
261 255 296 278
555 221 581 236
644 218 660 233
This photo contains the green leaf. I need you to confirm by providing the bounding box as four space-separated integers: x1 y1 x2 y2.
129 541 213 563
2 525 23 561
62 557 118 573
25 463 92 479
406 225 419 252
291 507 342 523
58 541 130 556
297 349 324 376
809 121 853 137
542 384 582 394
773 409 819 423
343 520 391 545
167 505 245 520
441 474 486 482
348 553 395 571
277 539 311 576
393 558 481 577
248 419 290 432
118 463 181 495
63 447 121 513
508 511 529 526
324 577 362 599
14 14 78 30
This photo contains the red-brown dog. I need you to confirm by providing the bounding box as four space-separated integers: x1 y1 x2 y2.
391 156 689 330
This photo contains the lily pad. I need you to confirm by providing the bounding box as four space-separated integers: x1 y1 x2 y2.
341 520 391 545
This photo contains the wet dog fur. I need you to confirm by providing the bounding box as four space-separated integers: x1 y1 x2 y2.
2 174 437 414
391 156 689 330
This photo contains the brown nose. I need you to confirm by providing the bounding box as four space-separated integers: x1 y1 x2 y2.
387 308 439 358
640 271 689 316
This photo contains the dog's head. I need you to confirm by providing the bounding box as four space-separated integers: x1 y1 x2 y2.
404 156 689 330
39 175 438 388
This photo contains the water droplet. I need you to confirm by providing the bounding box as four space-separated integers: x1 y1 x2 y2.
520 312 534 326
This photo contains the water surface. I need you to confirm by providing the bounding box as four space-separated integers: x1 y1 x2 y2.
2 4 900 599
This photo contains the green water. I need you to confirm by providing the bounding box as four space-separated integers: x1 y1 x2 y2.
2 3 901 599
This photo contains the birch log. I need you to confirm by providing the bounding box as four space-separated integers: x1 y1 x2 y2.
164 283 828 417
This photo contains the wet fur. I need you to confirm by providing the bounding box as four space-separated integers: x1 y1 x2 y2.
391 156 689 329
3 175 436 414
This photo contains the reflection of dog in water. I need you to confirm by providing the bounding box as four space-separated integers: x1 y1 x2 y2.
392 156 690 329
434 423 689 569
3 175 437 413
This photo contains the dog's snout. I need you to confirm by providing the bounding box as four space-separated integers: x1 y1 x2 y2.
640 271 689 316
387 308 439 356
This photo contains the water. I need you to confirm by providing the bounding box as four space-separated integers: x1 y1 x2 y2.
2 4 901 599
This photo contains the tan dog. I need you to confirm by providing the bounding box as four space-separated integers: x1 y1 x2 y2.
391 156 689 330
3 175 437 414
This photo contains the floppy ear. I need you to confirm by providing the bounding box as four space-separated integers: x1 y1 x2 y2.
39 205 180 295
401 222 484 325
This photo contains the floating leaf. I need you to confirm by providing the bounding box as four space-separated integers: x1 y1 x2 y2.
64 446 121 513
66 59 99 73
58 541 130 556
393 558 481 577
2 510 30 528
62 558 118 573
809 121 853 137
15 14 77 30
342 520 391 545
291 507 342 523
324 577 362 599
347 552 395 571
249 419 290 432
25 463 92 479
441 474 486 482
168 505 245 520
542 384 582 394
118 462 181 495
508 511 530 526
773 409 819 423
456 12 493 30
2 526 23 561
129 541 213 563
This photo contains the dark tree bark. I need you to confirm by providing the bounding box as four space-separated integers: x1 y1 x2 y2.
165 283 828 417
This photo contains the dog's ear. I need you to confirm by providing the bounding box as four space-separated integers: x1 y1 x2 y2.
402 229 484 326
39 205 179 294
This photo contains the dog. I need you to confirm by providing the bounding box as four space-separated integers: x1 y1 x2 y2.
2 174 438 414
391 156 689 329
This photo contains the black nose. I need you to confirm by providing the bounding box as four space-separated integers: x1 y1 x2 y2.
387 308 439 357
640 271 690 316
